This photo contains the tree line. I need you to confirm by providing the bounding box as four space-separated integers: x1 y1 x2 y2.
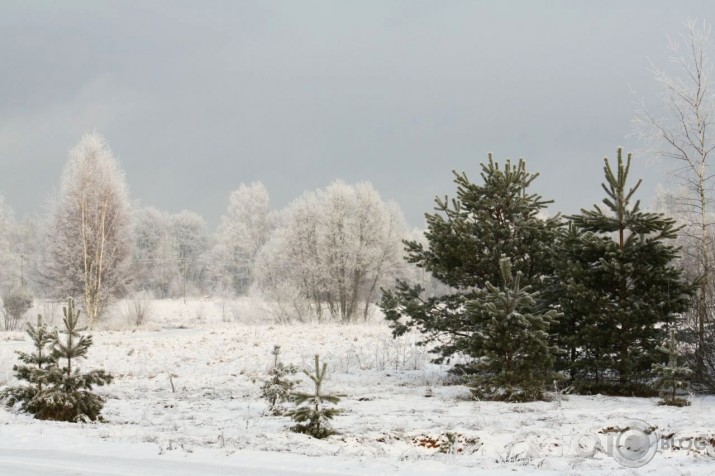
0 132 423 327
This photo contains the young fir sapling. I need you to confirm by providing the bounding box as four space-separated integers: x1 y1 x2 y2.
260 345 298 415
286 354 344 439
0 314 55 415
652 330 692 406
1 299 113 422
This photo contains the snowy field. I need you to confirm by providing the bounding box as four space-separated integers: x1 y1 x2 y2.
1 298 714 475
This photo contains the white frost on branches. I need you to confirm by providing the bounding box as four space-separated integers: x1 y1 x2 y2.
213 182 273 295
47 132 131 326
254 181 407 323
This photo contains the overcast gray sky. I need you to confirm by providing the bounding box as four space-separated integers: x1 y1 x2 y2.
2 1 714 228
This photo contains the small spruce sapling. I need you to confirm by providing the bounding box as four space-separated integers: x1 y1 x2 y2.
286 354 344 439
0 314 56 414
652 330 692 406
33 299 113 422
260 345 298 415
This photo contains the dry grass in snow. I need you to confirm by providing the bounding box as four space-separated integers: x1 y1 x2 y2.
0 298 714 475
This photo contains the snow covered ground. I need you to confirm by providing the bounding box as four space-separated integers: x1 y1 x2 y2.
1 298 714 475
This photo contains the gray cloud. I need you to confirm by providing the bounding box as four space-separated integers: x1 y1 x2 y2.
1 0 713 228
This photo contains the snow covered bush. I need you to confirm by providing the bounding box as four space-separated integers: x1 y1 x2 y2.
2 286 33 331
123 291 154 327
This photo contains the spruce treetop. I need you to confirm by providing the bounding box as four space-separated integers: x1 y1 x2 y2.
405 154 559 291
52 298 93 368
16 315 55 369
573 148 680 241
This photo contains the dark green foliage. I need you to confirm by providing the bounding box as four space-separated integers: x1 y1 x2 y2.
2 287 33 331
545 224 616 382
1 299 113 422
381 156 561 366
552 149 694 393
286 355 344 439
260 345 298 415
466 258 561 401
0 315 56 414
652 331 692 406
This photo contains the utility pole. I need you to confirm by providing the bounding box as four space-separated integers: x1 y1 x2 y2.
19 254 26 288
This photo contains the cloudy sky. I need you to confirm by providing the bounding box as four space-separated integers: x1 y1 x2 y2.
2 1 714 228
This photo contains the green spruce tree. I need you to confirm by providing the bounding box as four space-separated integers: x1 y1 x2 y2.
466 257 560 401
31 299 113 422
0 315 56 414
286 355 344 439
260 345 298 415
381 156 561 368
652 330 692 406
556 149 693 393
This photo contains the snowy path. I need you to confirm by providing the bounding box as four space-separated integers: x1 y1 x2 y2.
0 448 376 476
0 446 523 476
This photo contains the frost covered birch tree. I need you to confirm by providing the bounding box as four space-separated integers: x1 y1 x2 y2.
131 207 176 298
633 19 715 386
170 210 209 299
47 133 131 326
214 182 273 295
255 181 406 323
129 208 209 299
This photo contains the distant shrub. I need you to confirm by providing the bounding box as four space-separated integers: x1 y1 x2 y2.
2 287 33 331
124 291 153 327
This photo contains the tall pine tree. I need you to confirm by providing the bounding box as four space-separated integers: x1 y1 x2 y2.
555 149 693 393
381 155 561 367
